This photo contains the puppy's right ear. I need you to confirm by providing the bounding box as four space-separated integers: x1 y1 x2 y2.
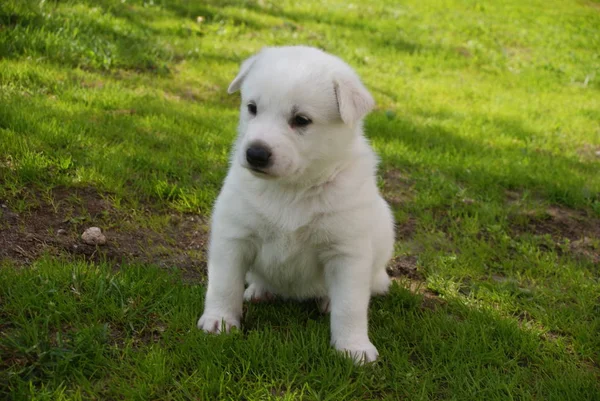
333 73 375 127
227 55 258 94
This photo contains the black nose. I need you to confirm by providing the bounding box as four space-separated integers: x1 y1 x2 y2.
246 144 272 168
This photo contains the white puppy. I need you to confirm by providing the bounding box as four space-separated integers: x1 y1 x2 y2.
198 46 395 363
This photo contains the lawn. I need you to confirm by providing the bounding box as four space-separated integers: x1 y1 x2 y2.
1 0 599 399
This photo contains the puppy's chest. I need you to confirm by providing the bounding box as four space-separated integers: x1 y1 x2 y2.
252 223 325 275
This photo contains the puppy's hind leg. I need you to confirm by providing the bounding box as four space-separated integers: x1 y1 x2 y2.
371 269 391 296
244 272 275 303
318 297 331 314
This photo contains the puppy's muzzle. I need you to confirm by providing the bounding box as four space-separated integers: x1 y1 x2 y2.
246 143 272 169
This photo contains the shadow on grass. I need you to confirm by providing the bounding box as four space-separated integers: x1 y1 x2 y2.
1 0 462 81
368 110 600 209
0 92 237 210
144 0 426 56
0 1 173 73
2 78 598 212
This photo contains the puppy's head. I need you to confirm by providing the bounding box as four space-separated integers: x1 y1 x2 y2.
228 46 375 182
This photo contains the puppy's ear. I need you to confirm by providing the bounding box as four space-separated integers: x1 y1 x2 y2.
333 74 375 126
228 54 258 94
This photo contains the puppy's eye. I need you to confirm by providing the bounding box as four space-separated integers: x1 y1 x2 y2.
247 103 257 116
292 115 312 128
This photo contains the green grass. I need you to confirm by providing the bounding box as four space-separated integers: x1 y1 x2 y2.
1 0 599 399
1 258 598 400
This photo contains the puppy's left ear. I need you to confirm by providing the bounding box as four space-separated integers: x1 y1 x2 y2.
228 54 259 94
333 73 375 126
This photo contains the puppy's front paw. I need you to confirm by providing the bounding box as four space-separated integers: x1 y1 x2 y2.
335 341 379 365
197 313 240 334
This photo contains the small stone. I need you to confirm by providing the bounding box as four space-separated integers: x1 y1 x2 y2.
81 227 107 245
595 150 600 158
57 229 67 235
1 204 7 208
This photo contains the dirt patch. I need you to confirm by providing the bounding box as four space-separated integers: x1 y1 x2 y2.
381 168 417 241
570 237 600 264
456 46 472 58
0 187 208 282
381 169 414 207
505 190 522 203
509 205 600 263
510 206 600 240
391 275 443 311
504 46 532 60
386 255 444 309
586 1 600 11
396 217 417 241
577 143 600 161
387 254 421 280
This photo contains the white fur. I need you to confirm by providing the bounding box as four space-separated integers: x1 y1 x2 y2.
198 46 395 364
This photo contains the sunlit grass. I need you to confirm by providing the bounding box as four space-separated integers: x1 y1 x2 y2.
1 0 599 399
